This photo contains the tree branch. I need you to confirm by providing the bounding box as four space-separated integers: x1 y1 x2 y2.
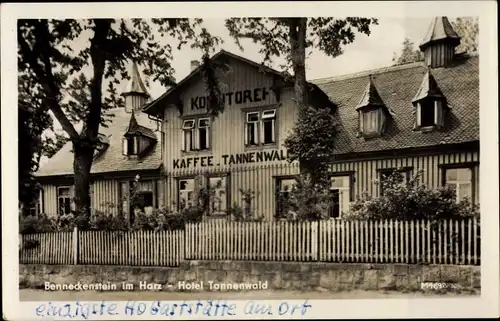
17 23 80 141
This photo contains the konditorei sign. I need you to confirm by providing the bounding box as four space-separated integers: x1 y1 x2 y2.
173 149 289 169
190 87 272 110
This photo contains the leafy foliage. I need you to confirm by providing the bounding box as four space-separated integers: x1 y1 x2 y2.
343 170 480 221
229 188 264 221
275 174 333 221
392 17 479 66
18 19 222 220
391 37 424 66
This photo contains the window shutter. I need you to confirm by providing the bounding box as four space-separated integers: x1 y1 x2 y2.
122 138 128 155
359 111 364 134
192 128 199 150
206 126 211 149
416 103 422 127
271 119 276 143
244 123 249 145
70 186 76 211
181 130 186 151
260 120 265 144
435 100 444 128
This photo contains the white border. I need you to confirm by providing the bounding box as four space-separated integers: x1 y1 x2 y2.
2 1 498 319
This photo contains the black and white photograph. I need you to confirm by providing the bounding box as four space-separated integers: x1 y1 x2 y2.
2 1 499 319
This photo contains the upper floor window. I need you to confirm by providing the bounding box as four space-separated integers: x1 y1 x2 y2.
444 167 473 204
122 136 138 156
359 108 385 136
182 118 210 152
416 99 444 130
245 109 276 146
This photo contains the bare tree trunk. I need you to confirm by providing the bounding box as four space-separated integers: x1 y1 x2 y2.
289 18 309 174
73 142 93 224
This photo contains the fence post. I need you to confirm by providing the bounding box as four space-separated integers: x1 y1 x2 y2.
73 226 78 265
311 221 318 261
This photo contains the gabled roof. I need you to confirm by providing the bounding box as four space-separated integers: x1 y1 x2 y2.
36 108 162 177
356 77 385 110
311 54 478 154
124 112 158 140
142 49 293 117
412 69 445 103
123 62 149 97
420 17 461 51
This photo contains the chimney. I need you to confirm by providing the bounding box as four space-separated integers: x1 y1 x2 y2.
419 17 461 68
190 60 200 72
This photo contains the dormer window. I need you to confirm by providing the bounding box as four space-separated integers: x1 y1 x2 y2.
356 78 390 138
359 108 385 136
412 69 447 132
416 99 444 129
123 136 138 156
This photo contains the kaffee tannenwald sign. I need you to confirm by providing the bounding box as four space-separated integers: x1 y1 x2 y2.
173 150 288 169
190 87 271 110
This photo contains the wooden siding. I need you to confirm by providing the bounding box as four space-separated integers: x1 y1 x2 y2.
91 180 120 215
329 150 479 204
162 58 298 173
165 163 300 220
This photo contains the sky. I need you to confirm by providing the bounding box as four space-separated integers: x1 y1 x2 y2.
143 17 435 100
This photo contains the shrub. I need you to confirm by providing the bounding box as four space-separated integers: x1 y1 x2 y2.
343 170 479 221
229 189 264 221
19 213 75 234
276 174 333 221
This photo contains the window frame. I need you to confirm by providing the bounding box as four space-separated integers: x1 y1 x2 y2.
328 172 355 219
181 117 211 152
377 167 413 196
244 108 278 147
416 99 445 131
359 107 386 138
177 177 197 210
274 175 299 219
440 162 478 204
122 136 139 156
206 174 230 216
57 186 73 216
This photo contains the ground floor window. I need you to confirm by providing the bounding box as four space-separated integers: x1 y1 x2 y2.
275 177 297 218
178 178 196 209
328 175 351 219
208 176 227 215
57 186 73 216
378 167 412 196
444 167 473 203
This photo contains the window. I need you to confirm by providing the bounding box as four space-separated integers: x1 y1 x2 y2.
445 167 473 203
328 176 351 219
122 136 138 155
245 109 276 146
181 120 195 152
416 99 444 129
276 178 296 218
378 168 412 196
178 179 196 209
198 118 210 150
208 176 227 215
136 191 154 210
361 109 380 134
182 118 210 152
57 186 72 216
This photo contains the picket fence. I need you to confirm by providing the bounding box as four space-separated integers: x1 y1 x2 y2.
19 218 480 267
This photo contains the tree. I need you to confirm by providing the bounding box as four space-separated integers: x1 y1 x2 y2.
391 37 424 66
392 17 479 66
225 18 377 189
18 19 222 224
451 17 479 54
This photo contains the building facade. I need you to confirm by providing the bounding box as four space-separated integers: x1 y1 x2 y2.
35 17 479 221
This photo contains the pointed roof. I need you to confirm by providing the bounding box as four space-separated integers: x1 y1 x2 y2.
124 111 157 140
412 69 445 103
356 77 385 110
419 17 461 51
123 62 149 97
